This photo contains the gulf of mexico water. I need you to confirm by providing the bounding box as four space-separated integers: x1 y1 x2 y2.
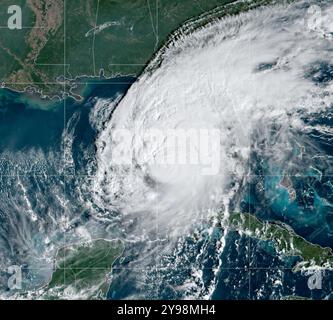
0 77 135 295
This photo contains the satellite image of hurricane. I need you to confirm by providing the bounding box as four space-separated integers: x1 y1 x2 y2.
1 0 333 302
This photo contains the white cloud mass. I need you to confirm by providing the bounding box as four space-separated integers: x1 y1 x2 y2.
92 1 333 240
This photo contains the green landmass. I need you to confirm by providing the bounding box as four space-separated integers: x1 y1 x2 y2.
228 212 333 270
43 239 124 299
0 0 292 100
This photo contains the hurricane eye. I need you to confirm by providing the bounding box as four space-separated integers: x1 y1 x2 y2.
255 61 277 72
143 174 157 188
305 61 333 85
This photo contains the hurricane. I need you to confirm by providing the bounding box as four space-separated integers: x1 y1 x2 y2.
92 1 333 247
1 0 333 300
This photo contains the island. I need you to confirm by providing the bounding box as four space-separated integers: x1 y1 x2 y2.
228 212 333 271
